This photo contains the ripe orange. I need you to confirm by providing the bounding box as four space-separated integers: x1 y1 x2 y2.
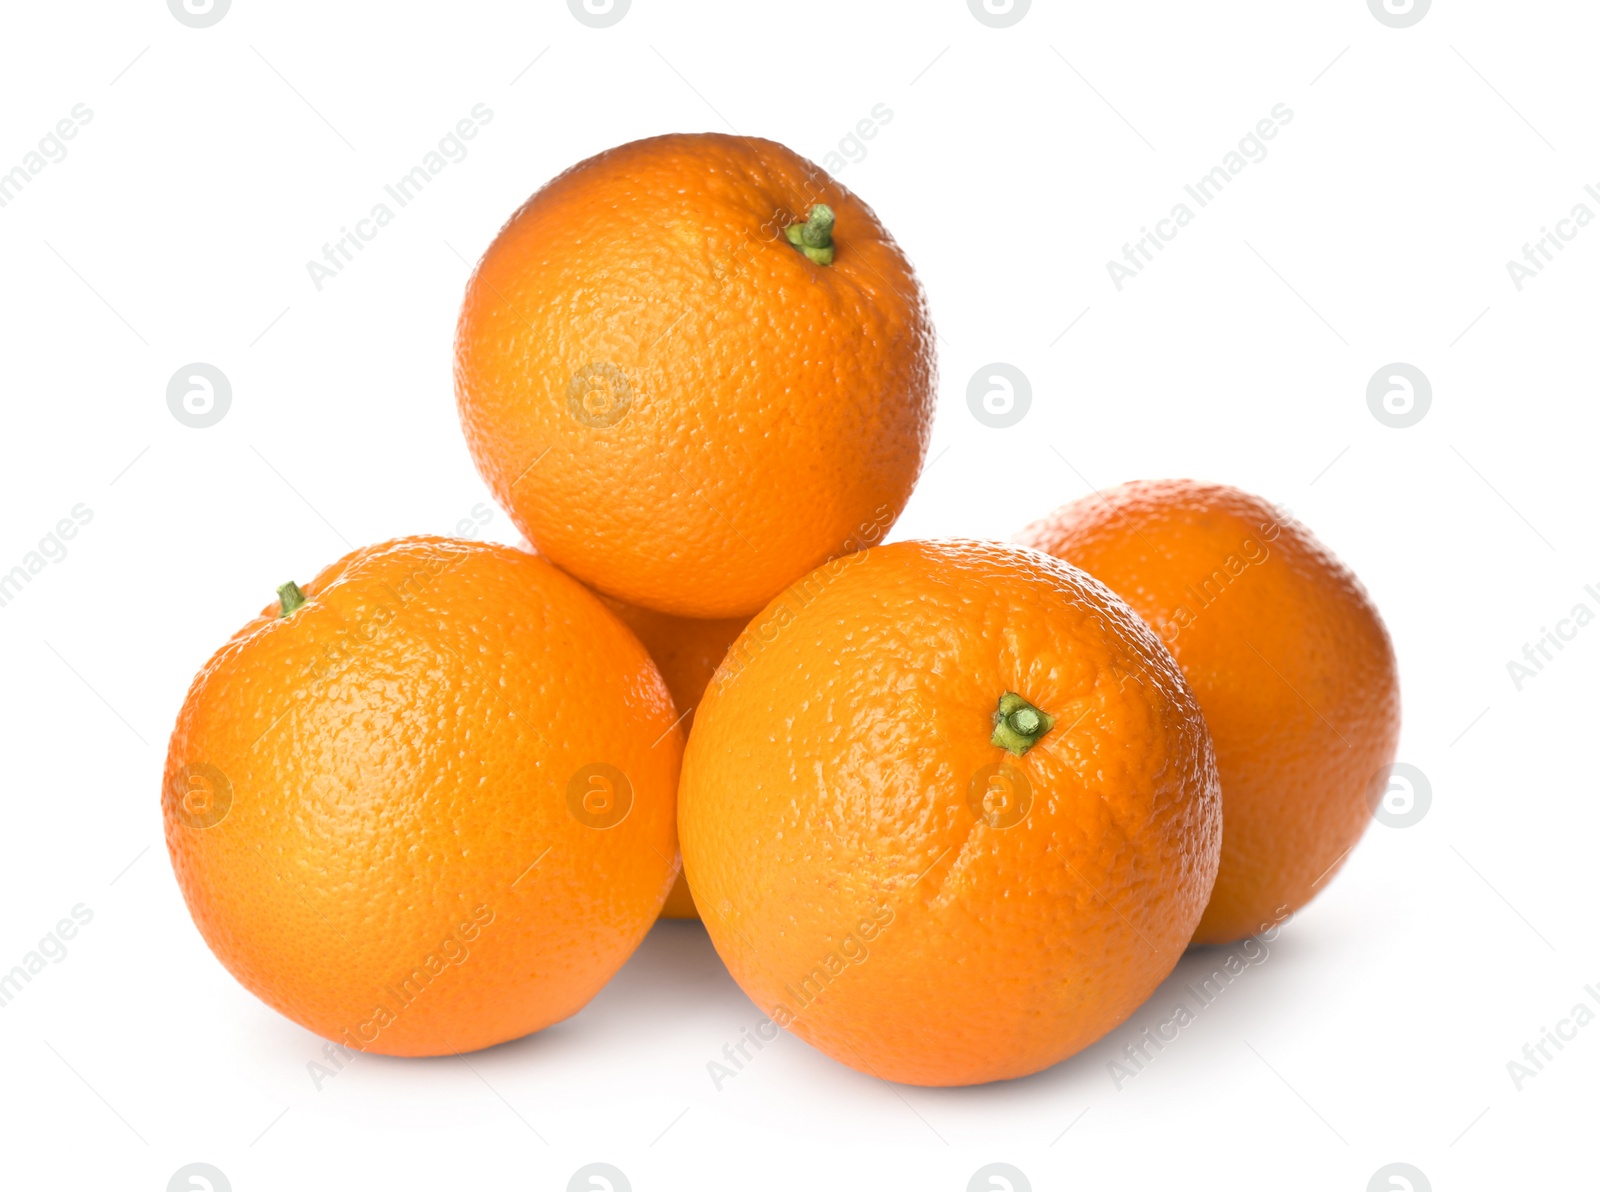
162 537 682 1056
1018 481 1401 945
455 132 937 619
679 539 1221 1086
596 595 748 920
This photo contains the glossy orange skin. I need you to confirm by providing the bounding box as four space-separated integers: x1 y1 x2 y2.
455 132 937 619
1019 481 1401 945
598 596 747 920
680 540 1221 1087
162 538 682 1056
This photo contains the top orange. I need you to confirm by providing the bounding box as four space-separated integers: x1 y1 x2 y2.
455 132 937 618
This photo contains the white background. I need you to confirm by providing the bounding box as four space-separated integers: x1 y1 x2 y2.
0 1 1594 1188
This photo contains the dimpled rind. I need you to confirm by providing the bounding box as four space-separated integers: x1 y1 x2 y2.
162 537 682 1056
454 132 937 619
679 539 1222 1087
1018 480 1402 945
597 594 749 920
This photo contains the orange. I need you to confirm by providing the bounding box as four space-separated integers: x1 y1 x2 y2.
454 132 937 619
679 539 1221 1086
596 594 747 920
162 537 682 1056
1018 481 1401 945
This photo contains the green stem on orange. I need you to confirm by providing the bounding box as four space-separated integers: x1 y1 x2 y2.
990 691 1054 757
277 581 307 618
785 204 836 265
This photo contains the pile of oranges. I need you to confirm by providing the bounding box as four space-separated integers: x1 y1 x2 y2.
163 134 1399 1087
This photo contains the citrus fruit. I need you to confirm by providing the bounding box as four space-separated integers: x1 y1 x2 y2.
596 594 747 920
679 539 1222 1086
454 132 937 619
162 537 682 1056
1018 480 1401 945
